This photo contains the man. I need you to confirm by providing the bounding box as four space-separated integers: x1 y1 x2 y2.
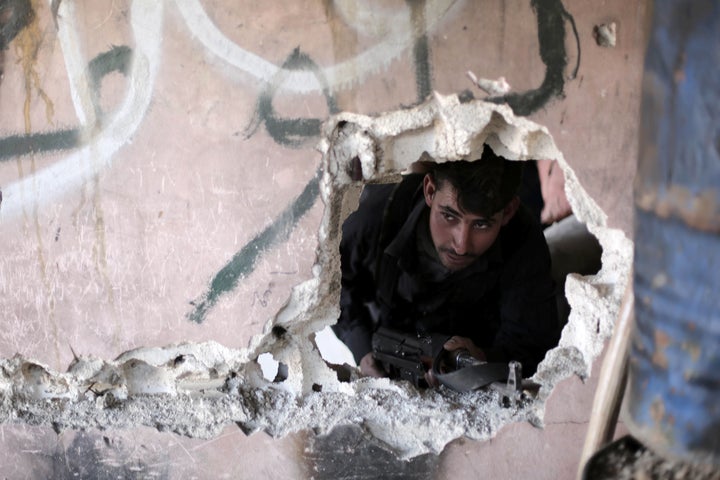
332 145 559 381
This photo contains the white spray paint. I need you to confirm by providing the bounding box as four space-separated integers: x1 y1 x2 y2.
175 0 454 93
0 0 164 223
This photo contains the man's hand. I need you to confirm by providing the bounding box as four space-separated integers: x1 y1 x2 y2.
537 159 572 224
443 336 487 362
359 352 387 378
425 336 486 387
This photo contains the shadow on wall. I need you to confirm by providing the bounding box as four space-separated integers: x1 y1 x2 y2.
307 424 439 479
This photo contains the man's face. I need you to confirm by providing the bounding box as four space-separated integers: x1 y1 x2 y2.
423 175 516 271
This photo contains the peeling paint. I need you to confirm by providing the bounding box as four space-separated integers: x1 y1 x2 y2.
681 340 701 363
593 22 617 48
636 184 720 233
651 330 670 369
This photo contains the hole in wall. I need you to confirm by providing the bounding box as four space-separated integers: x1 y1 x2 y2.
321 155 605 391
0 93 632 462
259 92 633 457
257 353 288 383
314 326 355 367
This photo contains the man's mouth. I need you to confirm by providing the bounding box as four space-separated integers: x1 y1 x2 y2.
441 250 476 269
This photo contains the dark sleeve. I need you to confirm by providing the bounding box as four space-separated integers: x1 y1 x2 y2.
331 184 394 364
485 214 559 375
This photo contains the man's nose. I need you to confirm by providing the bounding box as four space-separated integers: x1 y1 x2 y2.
452 225 470 255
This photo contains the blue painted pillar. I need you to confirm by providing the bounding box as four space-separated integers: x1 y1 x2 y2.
628 0 720 465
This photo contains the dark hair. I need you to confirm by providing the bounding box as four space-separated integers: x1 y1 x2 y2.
429 145 523 217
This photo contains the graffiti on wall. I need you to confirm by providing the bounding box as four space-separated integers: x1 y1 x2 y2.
0 45 133 161
184 0 581 323
0 0 580 330
489 0 580 116
244 47 339 148
0 0 162 221
0 0 33 54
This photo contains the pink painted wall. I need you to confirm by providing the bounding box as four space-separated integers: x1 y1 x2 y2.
0 0 647 477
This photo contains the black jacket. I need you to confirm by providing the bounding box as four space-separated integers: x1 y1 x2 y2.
332 174 559 375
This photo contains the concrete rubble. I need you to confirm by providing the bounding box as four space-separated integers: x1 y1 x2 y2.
0 94 632 459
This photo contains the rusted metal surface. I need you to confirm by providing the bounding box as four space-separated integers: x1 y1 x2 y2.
628 209 720 463
635 186 720 234
627 0 720 466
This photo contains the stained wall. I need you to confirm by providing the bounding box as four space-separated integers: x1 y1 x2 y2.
0 0 647 478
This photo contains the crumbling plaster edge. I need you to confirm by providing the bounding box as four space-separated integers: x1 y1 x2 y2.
258 92 633 450
0 93 632 460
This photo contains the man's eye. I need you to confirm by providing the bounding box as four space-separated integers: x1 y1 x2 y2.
473 222 491 230
441 213 456 222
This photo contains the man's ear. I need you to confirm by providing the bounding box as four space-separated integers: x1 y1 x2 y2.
500 196 520 226
423 174 437 207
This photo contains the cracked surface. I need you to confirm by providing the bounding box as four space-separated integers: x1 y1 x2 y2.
0 94 632 458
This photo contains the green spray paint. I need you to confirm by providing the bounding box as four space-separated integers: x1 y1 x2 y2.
187 169 321 323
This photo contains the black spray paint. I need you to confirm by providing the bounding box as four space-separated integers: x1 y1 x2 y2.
0 128 80 161
0 0 33 85
408 0 433 103
187 169 322 324
187 2 581 324
489 0 580 116
188 48 342 324
0 2 576 327
88 45 133 120
0 0 33 50
245 47 339 147
0 45 132 161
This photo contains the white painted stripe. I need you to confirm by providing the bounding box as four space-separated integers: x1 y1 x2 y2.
175 0 454 94
51 0 96 126
0 0 164 223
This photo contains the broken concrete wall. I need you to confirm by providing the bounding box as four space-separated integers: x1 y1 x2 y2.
0 0 646 477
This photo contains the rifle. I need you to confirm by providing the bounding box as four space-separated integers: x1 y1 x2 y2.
370 326 446 389
371 327 531 405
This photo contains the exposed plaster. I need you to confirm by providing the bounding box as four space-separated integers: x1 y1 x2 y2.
594 23 618 48
0 93 632 459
